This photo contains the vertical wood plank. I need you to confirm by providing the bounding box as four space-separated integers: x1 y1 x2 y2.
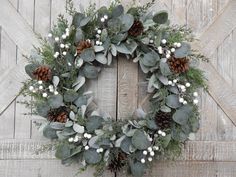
117 56 139 119
34 0 51 35
18 0 34 28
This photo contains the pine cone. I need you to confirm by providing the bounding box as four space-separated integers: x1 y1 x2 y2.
108 152 127 173
47 107 68 123
77 40 92 55
33 66 52 81
168 57 189 74
155 111 172 129
128 20 144 37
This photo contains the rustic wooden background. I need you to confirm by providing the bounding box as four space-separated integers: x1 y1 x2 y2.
1 0 236 176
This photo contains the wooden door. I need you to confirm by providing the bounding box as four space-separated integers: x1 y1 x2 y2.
0 0 236 176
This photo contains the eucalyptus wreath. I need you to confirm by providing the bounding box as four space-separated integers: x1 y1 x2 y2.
20 0 208 176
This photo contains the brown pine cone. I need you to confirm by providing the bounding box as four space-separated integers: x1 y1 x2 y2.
128 20 144 37
108 152 127 173
168 57 189 74
33 66 52 81
155 111 172 129
47 107 68 123
77 40 92 55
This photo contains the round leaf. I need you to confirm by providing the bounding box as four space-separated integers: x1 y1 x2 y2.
80 48 95 62
48 94 64 108
83 64 98 79
43 125 58 139
131 130 151 150
174 42 191 58
86 116 103 132
95 53 107 64
120 137 132 153
166 94 182 109
84 149 102 164
55 144 71 160
153 11 168 24
73 124 85 133
64 90 79 102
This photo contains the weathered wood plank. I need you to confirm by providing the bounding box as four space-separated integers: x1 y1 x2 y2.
34 0 51 35
18 0 34 28
1 139 236 161
117 56 139 119
0 160 99 177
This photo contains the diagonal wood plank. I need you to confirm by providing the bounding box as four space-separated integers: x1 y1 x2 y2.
0 0 39 115
192 0 236 126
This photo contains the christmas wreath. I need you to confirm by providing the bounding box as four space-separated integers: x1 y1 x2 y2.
20 0 208 176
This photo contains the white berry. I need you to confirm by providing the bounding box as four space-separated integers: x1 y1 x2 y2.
168 81 173 85
150 151 155 156
99 42 103 45
96 149 100 153
87 134 92 139
85 146 89 150
153 146 159 151
42 93 48 98
148 157 153 162
148 147 152 152
193 92 198 97
171 48 175 52
181 85 186 90
141 159 145 163
173 79 178 83
63 51 67 56
55 37 59 42
186 83 191 87
96 41 100 45
48 33 52 38
65 44 69 49
60 44 65 48
158 130 162 134
179 97 184 103
101 18 105 22
38 80 43 84
149 137 153 142
54 91 59 95
39 86 43 90
162 132 166 137
68 137 74 142
62 34 67 39
183 100 188 105
104 15 108 19
65 28 69 32
29 86 34 91
176 43 181 47
97 29 102 34
161 39 167 44
99 148 104 152
193 99 199 104
143 150 148 155
149 39 154 44
166 54 171 58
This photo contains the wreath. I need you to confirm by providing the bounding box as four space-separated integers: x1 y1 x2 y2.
20 1 208 177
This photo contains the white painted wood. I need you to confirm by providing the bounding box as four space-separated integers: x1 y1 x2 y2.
18 0 34 28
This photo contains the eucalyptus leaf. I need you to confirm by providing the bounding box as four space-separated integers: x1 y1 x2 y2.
121 137 132 153
55 144 71 160
72 13 85 27
111 44 117 56
64 90 79 102
43 125 58 139
131 130 151 150
174 42 191 58
83 64 98 79
160 62 172 76
36 102 50 117
141 51 159 67
166 94 182 109
73 124 85 133
94 46 104 52
130 161 146 177
115 41 137 55
173 105 193 125
48 94 64 108
153 11 168 24
95 53 107 64
69 111 76 121
74 96 87 107
80 17 91 27
112 5 124 17
50 122 65 130
120 14 134 32
52 76 60 87
80 48 95 62
84 149 102 164
75 28 84 43
25 64 38 78
86 116 103 132
160 105 171 112
88 136 100 149
73 76 85 91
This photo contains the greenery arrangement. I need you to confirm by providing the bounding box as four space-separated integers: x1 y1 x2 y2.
20 0 208 176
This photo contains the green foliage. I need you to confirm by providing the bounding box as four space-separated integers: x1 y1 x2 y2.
19 1 209 177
